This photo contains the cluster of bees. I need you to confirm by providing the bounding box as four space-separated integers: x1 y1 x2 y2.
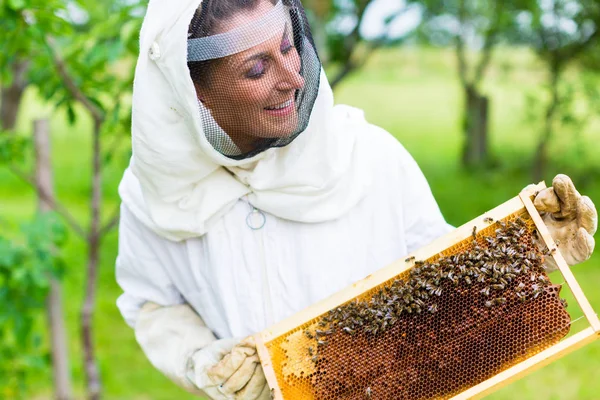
303 217 559 363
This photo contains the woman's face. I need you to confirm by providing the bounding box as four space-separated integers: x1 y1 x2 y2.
195 1 305 151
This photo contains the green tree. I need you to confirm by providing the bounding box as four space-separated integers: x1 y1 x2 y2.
413 0 535 167
0 212 67 399
0 0 70 130
1 0 144 398
522 0 600 180
304 0 410 89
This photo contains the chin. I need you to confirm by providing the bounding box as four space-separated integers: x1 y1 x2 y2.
254 118 299 139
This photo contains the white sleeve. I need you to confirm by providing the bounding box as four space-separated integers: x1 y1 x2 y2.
116 203 185 328
397 144 454 253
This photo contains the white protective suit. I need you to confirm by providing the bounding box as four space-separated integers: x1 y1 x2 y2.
116 0 451 396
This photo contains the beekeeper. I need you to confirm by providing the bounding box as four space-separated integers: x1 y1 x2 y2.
115 0 598 399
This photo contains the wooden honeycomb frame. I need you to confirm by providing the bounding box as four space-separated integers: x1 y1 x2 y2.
254 182 600 399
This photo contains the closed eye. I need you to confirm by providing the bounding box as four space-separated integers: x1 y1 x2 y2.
246 58 268 79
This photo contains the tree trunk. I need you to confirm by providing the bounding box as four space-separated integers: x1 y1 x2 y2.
82 237 101 400
34 119 73 400
462 85 490 167
1 60 29 131
82 119 103 400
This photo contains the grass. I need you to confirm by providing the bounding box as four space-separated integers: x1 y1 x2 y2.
2 46 599 399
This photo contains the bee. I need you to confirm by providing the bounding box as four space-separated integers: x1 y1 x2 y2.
311 356 319 363
485 300 493 308
304 330 314 339
271 388 276 399
365 387 372 398
472 226 478 239
405 256 416 262
484 217 494 223
428 304 438 313
307 346 314 356
342 326 355 335
494 297 507 305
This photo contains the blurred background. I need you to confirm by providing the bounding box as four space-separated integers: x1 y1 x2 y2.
1 0 599 399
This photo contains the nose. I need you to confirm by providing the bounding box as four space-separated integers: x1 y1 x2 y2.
275 56 305 92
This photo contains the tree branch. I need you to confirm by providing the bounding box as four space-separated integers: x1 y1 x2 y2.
99 208 120 238
330 4 411 89
560 28 600 61
43 36 104 126
7 164 87 238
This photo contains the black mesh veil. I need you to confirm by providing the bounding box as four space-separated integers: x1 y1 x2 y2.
187 0 322 160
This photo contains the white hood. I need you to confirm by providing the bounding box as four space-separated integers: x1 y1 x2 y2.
119 0 372 241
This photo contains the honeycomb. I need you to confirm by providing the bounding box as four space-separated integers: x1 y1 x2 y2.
264 213 572 399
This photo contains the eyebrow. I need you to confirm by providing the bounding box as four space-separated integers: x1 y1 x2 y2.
241 24 291 65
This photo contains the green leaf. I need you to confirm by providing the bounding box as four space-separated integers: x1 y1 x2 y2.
7 0 26 11
66 104 77 125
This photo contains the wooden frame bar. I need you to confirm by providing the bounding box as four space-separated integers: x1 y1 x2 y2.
255 183 600 399
519 192 600 332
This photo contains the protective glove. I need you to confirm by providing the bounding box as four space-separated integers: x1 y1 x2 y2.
188 336 271 400
135 302 270 400
531 174 597 269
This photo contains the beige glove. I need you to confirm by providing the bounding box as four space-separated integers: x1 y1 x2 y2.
135 302 270 400
532 174 597 268
188 336 270 400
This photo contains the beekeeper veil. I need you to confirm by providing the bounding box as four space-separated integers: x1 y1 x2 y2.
187 0 321 159
120 0 372 240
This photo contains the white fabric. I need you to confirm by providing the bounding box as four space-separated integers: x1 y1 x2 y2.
117 125 452 338
134 301 218 396
121 0 371 241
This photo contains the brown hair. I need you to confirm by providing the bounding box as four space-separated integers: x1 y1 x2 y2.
187 0 278 88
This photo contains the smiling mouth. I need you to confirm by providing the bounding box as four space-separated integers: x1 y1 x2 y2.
264 99 294 111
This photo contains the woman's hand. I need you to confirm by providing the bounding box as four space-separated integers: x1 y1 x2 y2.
188 336 271 400
533 174 597 268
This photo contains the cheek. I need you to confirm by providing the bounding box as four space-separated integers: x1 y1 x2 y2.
229 81 272 109
291 50 302 72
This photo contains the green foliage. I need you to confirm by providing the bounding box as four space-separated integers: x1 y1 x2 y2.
0 0 70 83
0 212 67 399
1 0 142 166
0 132 30 165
